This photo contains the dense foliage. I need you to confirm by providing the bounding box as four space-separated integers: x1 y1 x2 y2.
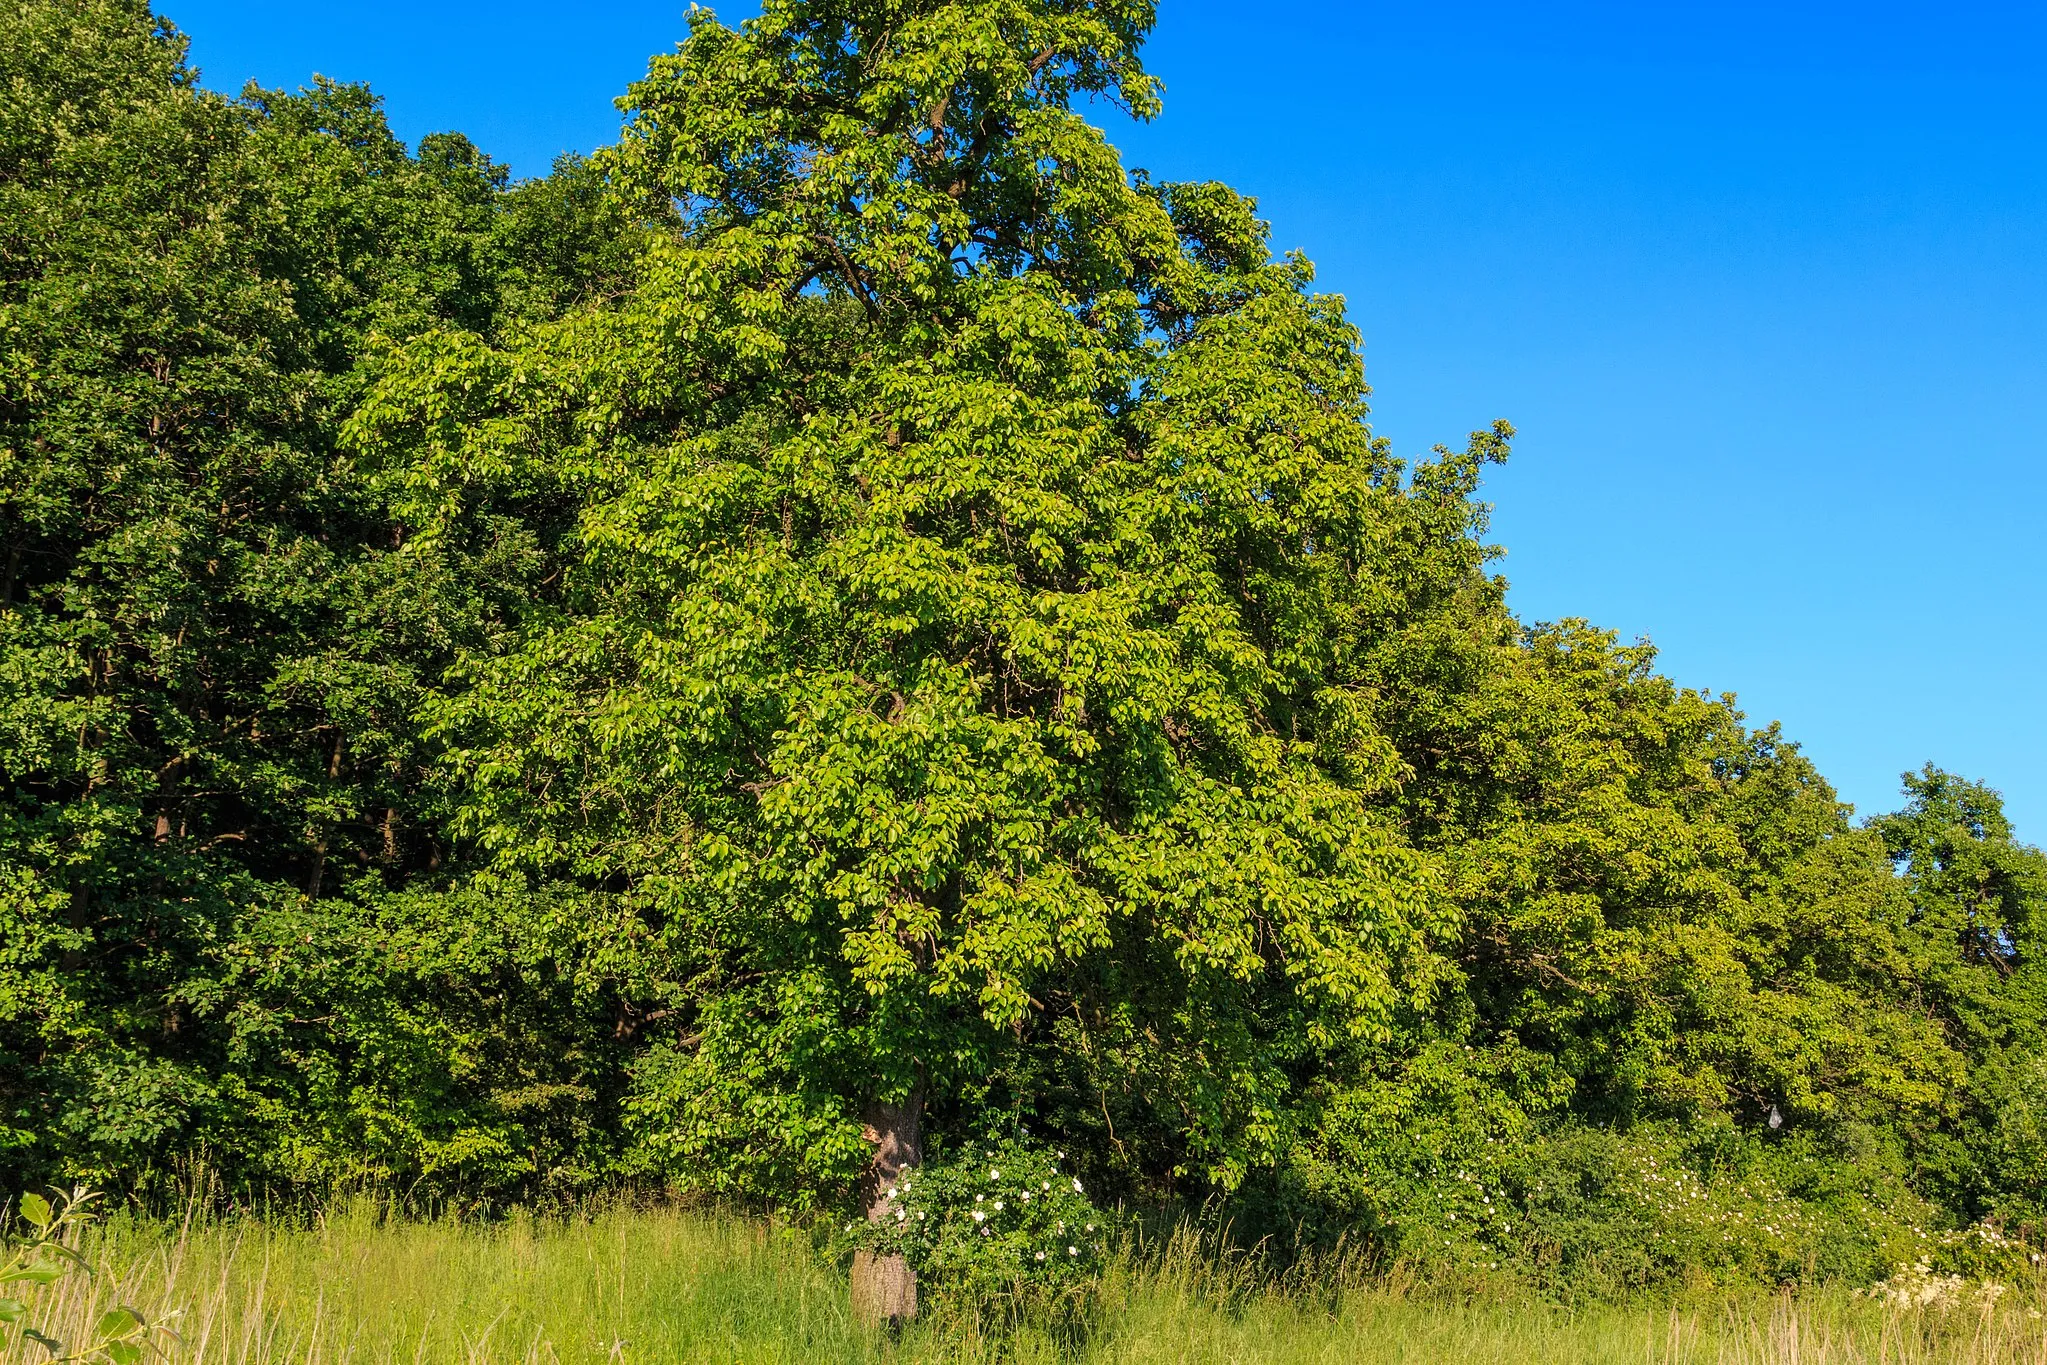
4 0 2042 1297
0 0 638 1191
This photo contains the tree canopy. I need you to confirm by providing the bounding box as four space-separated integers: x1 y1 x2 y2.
3 0 2041 1296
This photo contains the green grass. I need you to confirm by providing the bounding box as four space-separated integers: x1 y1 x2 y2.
7 1204 2045 1365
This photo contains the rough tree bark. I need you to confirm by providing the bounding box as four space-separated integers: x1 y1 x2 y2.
849 1091 922 1327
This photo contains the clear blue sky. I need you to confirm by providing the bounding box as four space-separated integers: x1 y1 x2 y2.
169 1 2047 840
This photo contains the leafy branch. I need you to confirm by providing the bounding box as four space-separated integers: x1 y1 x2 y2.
1 1189 176 1365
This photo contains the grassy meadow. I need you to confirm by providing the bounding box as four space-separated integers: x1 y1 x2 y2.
5 1205 2046 1365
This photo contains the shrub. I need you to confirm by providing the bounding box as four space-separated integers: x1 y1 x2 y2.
1284 1115 1962 1298
845 1136 1113 1311
1923 1222 2043 1284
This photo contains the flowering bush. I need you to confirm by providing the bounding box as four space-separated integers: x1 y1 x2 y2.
1921 1221 2042 1284
1326 1124 1839 1293
848 1137 1112 1306
1354 1126 2046 1301
1861 1262 2016 1313
1293 1117 1998 1297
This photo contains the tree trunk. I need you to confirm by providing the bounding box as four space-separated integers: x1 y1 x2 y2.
849 1091 921 1327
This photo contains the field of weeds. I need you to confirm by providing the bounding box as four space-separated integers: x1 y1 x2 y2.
4 1204 2045 1365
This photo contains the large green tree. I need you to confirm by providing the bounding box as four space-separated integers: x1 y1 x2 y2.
349 0 1502 1244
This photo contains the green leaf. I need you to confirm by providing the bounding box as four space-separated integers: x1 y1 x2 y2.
0 1297 26 1323
94 1308 138 1340
17 1195 51 1231
106 1339 142 1365
0 1263 63 1287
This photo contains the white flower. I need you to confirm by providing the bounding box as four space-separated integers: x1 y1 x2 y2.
1072 1178 1084 1193
993 1200 1004 1211
1019 1192 1030 1202
1085 1224 1095 1233
1068 1246 1078 1256
975 1194 984 1203
972 1210 986 1223
1041 1181 1050 1191
1057 1151 1066 1159
895 1210 905 1222
886 1187 897 1200
1034 1251 1045 1261
980 1227 989 1237
917 1212 926 1221
990 1169 1001 1180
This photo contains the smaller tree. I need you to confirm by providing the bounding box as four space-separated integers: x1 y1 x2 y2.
1872 766 2047 1223
1873 765 2047 1049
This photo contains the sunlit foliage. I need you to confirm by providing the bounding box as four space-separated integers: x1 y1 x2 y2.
3 0 2041 1295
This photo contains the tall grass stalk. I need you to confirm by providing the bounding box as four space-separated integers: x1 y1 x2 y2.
4 1204 2043 1364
